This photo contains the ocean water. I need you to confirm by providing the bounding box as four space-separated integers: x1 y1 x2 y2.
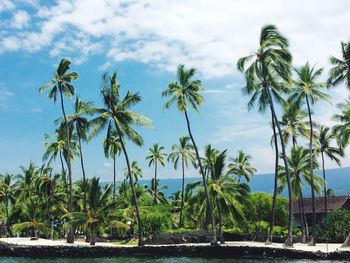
0 258 343 263
116 167 350 197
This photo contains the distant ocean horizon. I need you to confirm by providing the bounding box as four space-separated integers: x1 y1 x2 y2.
102 166 350 197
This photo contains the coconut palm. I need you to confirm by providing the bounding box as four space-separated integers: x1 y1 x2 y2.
314 126 343 230
39 59 78 243
146 144 167 205
291 62 329 245
89 72 151 246
168 136 195 227
12 197 47 239
277 101 309 146
333 97 350 148
124 161 143 183
66 96 96 212
328 41 350 88
144 179 168 205
16 162 40 202
162 65 218 244
278 146 322 243
227 150 256 183
104 122 122 201
0 174 16 234
237 24 294 246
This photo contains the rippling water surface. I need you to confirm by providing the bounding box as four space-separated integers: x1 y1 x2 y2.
0 258 343 263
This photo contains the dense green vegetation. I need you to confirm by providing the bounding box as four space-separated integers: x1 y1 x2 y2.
0 24 350 248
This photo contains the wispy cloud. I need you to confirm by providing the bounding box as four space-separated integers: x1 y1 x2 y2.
0 83 14 110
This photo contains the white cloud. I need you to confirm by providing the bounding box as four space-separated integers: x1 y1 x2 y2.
0 0 14 12
11 10 30 29
0 0 349 78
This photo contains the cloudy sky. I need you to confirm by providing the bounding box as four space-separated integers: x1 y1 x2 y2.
0 0 349 181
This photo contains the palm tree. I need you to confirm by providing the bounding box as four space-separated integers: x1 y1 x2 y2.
328 41 350 88
168 136 195 227
291 62 329 245
277 101 309 146
146 144 167 205
278 146 322 243
124 161 143 182
66 96 96 212
89 72 151 246
64 177 118 245
40 58 78 243
333 98 350 148
12 197 47 239
227 150 256 183
16 162 40 202
103 122 122 201
144 179 168 204
237 24 294 246
0 174 16 235
162 64 218 245
314 126 343 230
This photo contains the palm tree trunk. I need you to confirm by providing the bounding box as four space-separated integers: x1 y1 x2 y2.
184 110 218 245
179 157 185 228
298 195 306 243
300 190 309 239
59 150 69 201
59 89 74 244
341 232 350 247
153 162 157 205
267 114 279 244
216 200 225 244
113 155 117 201
77 134 87 213
114 121 144 246
321 152 327 226
265 87 293 246
90 225 97 245
305 95 316 246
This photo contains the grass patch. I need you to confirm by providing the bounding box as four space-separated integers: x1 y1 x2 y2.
112 239 138 246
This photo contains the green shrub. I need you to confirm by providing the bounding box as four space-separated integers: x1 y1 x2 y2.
318 210 350 242
140 207 172 237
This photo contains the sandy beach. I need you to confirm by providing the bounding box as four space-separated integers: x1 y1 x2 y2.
1 237 349 253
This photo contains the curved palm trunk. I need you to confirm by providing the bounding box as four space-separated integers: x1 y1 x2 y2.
153 162 158 205
59 89 74 244
77 134 87 213
300 189 309 240
341 233 350 247
114 122 144 246
113 155 117 201
305 95 316 246
266 115 279 244
321 152 327 226
265 87 293 246
184 110 218 245
179 158 185 227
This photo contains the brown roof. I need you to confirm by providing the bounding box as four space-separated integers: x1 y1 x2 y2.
292 195 350 214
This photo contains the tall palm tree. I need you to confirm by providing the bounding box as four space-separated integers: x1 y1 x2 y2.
291 62 329 245
162 64 218 245
333 98 350 148
328 41 350 88
237 24 294 246
39 58 78 243
65 96 96 212
146 144 167 205
16 162 40 202
278 146 322 243
103 122 122 201
168 136 195 227
277 101 309 146
227 150 256 183
89 72 151 246
314 126 343 230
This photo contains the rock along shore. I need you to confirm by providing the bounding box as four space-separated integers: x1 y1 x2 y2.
0 240 350 260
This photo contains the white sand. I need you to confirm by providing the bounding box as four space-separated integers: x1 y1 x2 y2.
0 238 349 253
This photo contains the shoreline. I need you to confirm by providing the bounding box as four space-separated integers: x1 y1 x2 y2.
0 238 350 260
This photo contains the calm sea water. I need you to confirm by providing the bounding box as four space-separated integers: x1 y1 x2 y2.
0 259 344 263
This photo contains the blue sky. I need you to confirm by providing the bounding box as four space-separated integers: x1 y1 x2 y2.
0 0 350 181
